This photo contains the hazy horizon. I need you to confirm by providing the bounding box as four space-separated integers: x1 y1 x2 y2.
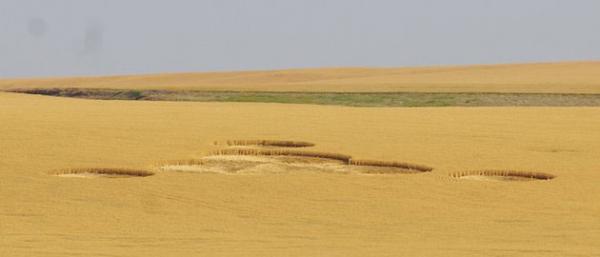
1 0 599 78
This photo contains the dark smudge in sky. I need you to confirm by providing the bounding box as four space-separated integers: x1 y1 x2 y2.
27 18 47 38
82 22 104 54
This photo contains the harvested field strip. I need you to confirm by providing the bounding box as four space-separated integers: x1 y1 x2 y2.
219 139 315 148
207 148 353 163
51 168 154 178
349 159 433 172
9 88 600 107
451 170 555 181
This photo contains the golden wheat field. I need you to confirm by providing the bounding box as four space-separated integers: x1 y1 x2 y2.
1 63 600 256
1 61 600 93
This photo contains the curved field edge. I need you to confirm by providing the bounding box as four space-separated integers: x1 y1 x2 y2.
8 88 600 107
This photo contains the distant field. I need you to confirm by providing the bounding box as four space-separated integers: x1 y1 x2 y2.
1 61 600 93
10 87 600 107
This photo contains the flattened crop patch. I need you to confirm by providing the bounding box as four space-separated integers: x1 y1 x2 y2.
215 139 316 148
450 170 555 181
158 147 433 175
51 168 155 178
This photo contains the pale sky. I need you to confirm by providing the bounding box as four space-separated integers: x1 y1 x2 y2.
1 0 599 77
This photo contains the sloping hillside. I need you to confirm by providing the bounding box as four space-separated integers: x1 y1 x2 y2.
1 61 600 93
